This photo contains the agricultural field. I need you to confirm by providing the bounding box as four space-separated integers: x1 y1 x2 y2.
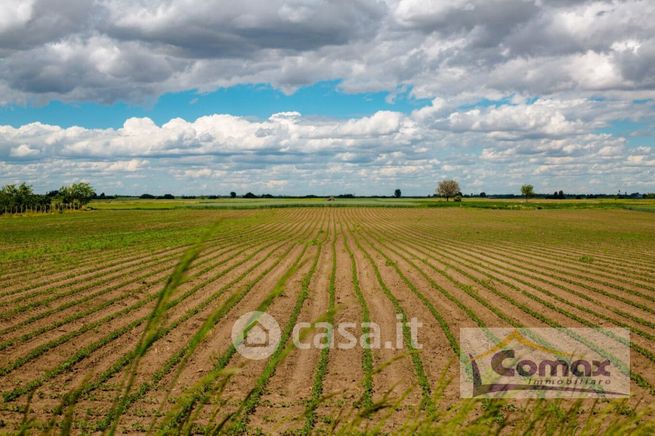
87 196 655 212
1 206 654 434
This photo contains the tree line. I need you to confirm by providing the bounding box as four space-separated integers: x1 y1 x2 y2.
434 181 653 201
0 182 96 215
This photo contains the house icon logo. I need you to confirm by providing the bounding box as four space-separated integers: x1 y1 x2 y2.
231 311 281 360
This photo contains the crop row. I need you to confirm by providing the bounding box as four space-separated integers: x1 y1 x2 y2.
429 235 655 329
157 228 317 432
489 241 655 289
435 234 655 304
86 215 319 431
0 214 258 294
58 237 297 432
0 218 292 346
364 212 653 395
303 221 337 434
2 217 315 403
226 221 329 433
376 209 655 274
0 220 295 364
342 229 374 411
0 217 283 309
348 226 434 413
0 208 301 295
397 218 655 321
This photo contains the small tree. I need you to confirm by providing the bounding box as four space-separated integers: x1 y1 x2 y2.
243 192 257 199
479 192 486 198
394 189 401 198
436 179 460 201
58 182 96 208
521 184 534 201
230 191 237 199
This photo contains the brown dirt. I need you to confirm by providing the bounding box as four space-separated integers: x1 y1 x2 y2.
1 208 654 433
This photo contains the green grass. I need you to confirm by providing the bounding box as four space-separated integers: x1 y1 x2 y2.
86 196 655 212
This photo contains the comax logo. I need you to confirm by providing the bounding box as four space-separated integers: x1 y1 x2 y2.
460 328 630 399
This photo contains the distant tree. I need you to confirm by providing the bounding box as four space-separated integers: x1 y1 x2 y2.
479 192 487 198
1 184 18 212
5 183 35 210
230 191 237 199
59 182 96 208
436 179 460 201
3 183 35 208
161 194 175 199
140 193 155 199
521 184 534 201
558 190 565 199
394 189 401 198
75 183 95 203
1 183 60 214
243 192 257 198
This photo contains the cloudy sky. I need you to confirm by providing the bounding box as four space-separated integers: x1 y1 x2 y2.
1 0 654 196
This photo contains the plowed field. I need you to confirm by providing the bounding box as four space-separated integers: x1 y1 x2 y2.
1 207 654 433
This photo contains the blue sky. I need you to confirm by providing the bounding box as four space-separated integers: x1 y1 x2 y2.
597 118 655 148
0 81 431 129
2 85 650 151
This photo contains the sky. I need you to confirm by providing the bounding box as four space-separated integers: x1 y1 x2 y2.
0 0 654 196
